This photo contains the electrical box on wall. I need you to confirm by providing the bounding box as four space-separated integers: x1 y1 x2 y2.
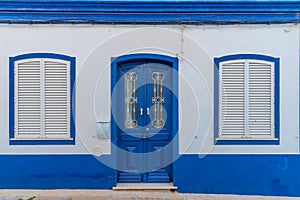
96 121 110 139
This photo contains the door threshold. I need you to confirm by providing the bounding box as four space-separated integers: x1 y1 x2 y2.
113 182 177 191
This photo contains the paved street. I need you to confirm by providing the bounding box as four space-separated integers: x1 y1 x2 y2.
0 190 300 200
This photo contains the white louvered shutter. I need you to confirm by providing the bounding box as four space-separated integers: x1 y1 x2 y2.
219 61 245 138
248 61 274 138
218 59 275 139
15 58 70 139
15 60 41 138
44 60 70 137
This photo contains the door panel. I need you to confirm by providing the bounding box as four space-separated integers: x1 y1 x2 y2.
116 60 174 183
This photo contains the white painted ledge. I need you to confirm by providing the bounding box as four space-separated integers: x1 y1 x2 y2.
113 182 178 190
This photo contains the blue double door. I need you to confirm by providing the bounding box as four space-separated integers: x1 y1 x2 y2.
115 59 174 183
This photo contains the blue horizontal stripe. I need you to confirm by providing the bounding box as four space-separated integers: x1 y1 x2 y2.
0 1 300 23
2 154 300 197
0 13 298 24
0 2 299 13
174 155 300 196
0 155 116 189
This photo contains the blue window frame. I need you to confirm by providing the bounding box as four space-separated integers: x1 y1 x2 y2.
9 53 76 145
214 54 280 145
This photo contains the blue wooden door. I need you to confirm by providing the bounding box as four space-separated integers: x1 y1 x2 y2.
116 60 174 183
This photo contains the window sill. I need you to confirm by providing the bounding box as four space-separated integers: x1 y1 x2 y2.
9 138 75 145
215 138 279 145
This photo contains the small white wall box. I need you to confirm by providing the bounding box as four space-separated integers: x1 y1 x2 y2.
96 121 110 139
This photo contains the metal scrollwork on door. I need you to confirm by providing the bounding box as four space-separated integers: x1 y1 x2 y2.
125 72 138 128
152 72 165 128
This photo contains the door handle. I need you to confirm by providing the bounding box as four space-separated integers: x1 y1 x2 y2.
140 108 144 115
147 108 150 115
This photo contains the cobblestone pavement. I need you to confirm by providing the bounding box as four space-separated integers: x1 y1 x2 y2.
0 190 300 200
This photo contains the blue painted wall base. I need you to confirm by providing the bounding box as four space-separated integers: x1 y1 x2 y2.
174 155 300 197
0 155 116 189
2 154 300 197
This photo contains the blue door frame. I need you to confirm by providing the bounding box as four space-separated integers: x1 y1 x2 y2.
111 54 178 183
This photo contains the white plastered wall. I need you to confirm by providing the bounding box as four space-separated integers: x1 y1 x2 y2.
0 24 298 155
180 24 299 154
